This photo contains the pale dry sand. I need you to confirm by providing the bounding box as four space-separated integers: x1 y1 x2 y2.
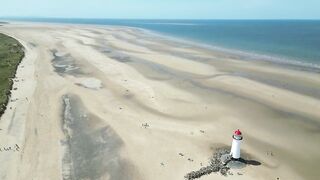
0 22 320 180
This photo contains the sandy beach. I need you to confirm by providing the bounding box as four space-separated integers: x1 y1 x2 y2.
0 22 319 180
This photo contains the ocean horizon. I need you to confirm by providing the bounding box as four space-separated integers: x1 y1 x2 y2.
3 18 320 69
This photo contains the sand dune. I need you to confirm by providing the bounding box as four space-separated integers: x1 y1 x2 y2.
0 22 319 180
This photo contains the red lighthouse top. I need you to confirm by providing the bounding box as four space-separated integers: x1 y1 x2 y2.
234 129 242 136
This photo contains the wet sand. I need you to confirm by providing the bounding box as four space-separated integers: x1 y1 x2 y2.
61 94 134 180
0 22 319 180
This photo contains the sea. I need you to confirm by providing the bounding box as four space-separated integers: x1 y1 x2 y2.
2 18 320 69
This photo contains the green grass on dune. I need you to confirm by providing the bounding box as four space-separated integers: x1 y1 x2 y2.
0 33 24 117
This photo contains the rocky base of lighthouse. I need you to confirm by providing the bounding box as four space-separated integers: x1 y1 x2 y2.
185 148 247 180
185 148 231 180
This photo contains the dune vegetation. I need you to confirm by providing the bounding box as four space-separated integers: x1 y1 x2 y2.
0 33 24 116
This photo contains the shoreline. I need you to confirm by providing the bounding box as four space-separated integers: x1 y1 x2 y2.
0 22 319 179
136 26 320 71
3 19 320 71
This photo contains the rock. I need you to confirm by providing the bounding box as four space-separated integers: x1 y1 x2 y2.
142 123 150 128
220 167 229 176
185 148 232 179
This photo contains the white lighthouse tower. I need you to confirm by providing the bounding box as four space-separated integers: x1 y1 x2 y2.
230 129 243 160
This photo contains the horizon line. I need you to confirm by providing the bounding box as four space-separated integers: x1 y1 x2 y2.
1 17 320 21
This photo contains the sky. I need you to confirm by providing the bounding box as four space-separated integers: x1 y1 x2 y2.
0 0 319 19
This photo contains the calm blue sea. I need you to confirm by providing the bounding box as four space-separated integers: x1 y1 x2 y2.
3 18 320 68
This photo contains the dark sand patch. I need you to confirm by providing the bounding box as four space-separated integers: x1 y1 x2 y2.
87 29 104 35
81 42 174 81
7 108 17 134
28 42 37 47
110 54 132 63
51 49 84 76
61 94 134 180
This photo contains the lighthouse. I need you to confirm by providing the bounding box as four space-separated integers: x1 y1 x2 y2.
230 129 243 160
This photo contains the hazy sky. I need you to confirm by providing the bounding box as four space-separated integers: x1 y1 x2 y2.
1 0 319 19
